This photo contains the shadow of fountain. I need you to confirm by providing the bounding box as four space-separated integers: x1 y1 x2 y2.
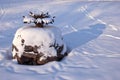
63 24 106 50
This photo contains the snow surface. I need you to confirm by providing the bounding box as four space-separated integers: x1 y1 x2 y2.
0 0 120 80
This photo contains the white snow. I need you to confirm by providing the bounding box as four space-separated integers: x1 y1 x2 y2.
42 18 53 23
0 1 120 80
23 16 34 23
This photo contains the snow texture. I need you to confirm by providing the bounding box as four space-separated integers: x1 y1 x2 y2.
0 0 120 80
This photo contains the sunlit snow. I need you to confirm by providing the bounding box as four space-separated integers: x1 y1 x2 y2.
0 0 120 80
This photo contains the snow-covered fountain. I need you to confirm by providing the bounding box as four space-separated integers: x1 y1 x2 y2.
12 12 67 65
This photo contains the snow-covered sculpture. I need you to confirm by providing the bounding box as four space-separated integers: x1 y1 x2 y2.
23 12 55 27
12 12 67 65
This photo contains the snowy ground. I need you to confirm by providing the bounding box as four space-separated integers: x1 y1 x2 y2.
0 0 120 80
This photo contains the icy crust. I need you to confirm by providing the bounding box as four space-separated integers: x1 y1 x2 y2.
12 26 67 64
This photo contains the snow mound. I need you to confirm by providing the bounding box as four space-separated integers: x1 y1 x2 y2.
12 26 67 65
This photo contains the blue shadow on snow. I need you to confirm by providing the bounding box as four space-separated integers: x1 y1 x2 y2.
63 24 106 50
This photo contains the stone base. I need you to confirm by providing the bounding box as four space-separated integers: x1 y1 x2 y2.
14 52 67 65
12 26 67 65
